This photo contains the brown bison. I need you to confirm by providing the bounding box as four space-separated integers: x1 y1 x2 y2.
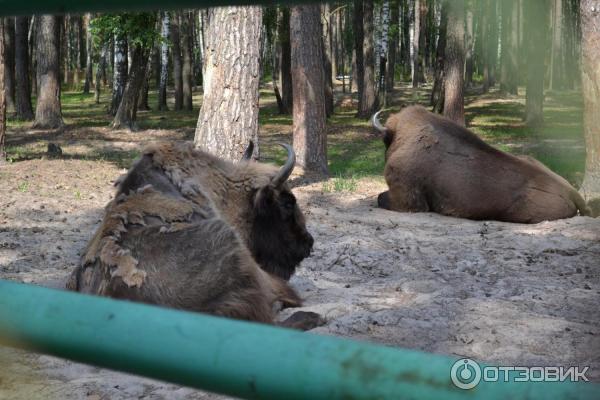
373 106 590 223
67 141 320 327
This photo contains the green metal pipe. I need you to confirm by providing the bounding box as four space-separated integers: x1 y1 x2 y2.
0 280 596 399
0 0 291 17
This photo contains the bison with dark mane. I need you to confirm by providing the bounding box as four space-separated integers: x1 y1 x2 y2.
373 106 590 223
67 141 320 327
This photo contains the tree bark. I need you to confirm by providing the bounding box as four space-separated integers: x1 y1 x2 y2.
111 45 148 130
549 0 563 90
500 0 519 95
34 15 63 129
411 0 421 87
181 12 193 111
443 0 465 125
278 7 293 114
579 0 600 198
0 19 6 163
194 6 263 161
385 0 399 95
137 50 152 111
14 16 33 120
524 0 549 127
158 12 170 111
95 43 108 104
290 4 328 175
465 5 474 87
83 13 93 94
3 17 15 115
353 0 365 99
322 4 334 117
357 0 378 119
171 12 183 111
430 1 448 113
109 34 128 116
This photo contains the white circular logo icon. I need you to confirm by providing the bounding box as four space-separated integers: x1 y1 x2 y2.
451 358 482 389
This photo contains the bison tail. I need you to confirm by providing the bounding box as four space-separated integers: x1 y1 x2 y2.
571 189 592 217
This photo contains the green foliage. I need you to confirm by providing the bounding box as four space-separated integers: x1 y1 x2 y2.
90 12 158 50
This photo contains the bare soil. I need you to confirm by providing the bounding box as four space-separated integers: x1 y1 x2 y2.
1 128 599 399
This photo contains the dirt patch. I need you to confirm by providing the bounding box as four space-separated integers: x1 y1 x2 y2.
1 152 599 399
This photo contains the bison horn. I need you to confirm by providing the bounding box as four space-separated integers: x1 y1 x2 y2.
241 140 254 161
271 143 296 187
371 110 386 134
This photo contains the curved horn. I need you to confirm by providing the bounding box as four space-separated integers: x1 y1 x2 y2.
241 140 254 161
271 143 296 187
371 110 386 134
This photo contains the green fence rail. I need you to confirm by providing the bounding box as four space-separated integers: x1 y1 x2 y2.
0 280 597 399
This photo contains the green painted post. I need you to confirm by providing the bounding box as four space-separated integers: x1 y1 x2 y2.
0 280 597 399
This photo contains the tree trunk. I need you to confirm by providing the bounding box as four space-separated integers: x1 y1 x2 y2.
385 0 399 95
278 7 292 114
524 0 549 127
111 45 149 130
62 16 69 86
549 0 563 90
83 14 93 94
412 0 421 87
14 16 33 120
488 1 498 86
353 0 365 99
500 0 519 95
322 4 334 117
378 0 390 104
171 12 183 111
465 5 474 87
290 4 328 175
193 6 263 161
158 12 170 111
401 0 411 76
3 17 15 115
443 0 465 125
137 50 152 111
181 12 193 111
72 16 82 89
110 34 128 115
94 43 108 104
33 15 63 129
357 0 378 118
430 1 448 113
0 19 6 163
579 0 600 198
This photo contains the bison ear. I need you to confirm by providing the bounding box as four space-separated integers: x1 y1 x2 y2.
254 186 277 216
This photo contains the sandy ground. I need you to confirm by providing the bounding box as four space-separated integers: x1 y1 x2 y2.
1 146 599 399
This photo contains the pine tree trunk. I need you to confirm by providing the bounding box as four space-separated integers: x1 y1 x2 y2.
357 0 378 118
322 4 334 117
385 0 399 95
181 12 193 111
549 0 563 90
278 7 292 114
73 16 82 89
488 1 498 86
63 16 70 86
431 1 448 113
94 43 107 104
3 17 15 115
464 5 474 87
171 12 183 111
14 16 33 120
500 0 519 95
110 34 128 115
443 0 465 125
83 13 93 94
137 50 152 111
353 0 365 99
33 15 63 129
158 12 170 111
290 4 328 175
0 19 6 163
579 0 600 198
480 0 490 93
193 6 263 161
111 45 148 130
401 0 411 76
524 0 549 127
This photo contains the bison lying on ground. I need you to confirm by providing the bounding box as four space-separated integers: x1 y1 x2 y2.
373 105 590 223
67 142 320 327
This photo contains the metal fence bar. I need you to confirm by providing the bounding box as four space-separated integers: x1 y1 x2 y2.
0 0 288 17
0 280 597 399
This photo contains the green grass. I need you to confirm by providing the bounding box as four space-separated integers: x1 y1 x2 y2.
5 84 585 186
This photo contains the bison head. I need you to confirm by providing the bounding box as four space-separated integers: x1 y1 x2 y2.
249 144 314 281
371 110 395 155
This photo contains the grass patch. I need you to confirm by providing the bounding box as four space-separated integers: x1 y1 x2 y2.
322 175 359 193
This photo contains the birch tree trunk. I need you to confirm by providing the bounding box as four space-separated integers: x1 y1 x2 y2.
94 43 107 104
111 45 149 130
109 34 127 115
193 6 263 161
33 15 63 129
290 4 328 175
579 0 600 199
158 12 169 111
83 13 93 94
378 0 390 101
